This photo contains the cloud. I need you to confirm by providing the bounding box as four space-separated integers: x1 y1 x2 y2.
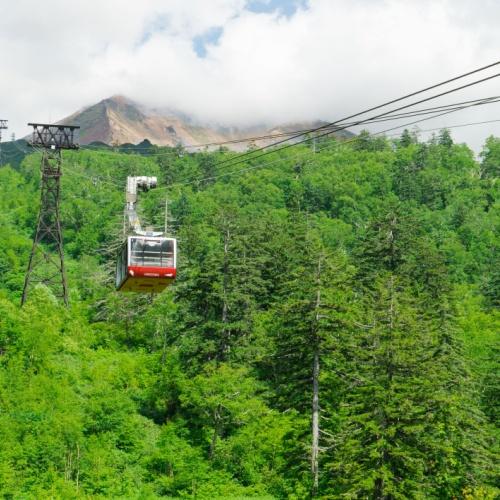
1 0 499 151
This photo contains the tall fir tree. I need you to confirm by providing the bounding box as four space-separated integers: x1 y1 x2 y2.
260 214 355 496
325 205 492 498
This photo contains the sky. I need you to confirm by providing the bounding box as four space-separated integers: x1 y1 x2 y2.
1 0 499 152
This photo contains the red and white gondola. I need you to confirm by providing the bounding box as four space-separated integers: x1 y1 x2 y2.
115 176 177 293
116 236 177 292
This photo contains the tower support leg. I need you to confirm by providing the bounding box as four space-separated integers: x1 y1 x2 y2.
21 149 68 306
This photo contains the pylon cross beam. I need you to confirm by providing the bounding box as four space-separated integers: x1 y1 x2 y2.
28 123 80 150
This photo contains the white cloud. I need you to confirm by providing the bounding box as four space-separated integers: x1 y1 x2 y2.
1 0 499 151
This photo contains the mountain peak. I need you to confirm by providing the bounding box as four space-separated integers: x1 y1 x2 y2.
105 94 133 104
60 96 353 148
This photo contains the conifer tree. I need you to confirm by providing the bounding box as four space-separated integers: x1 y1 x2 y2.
261 215 355 496
326 205 492 498
172 204 269 368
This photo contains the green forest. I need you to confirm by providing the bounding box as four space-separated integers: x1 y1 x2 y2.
0 130 498 498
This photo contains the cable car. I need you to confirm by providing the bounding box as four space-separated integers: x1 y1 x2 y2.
116 235 177 292
116 176 177 293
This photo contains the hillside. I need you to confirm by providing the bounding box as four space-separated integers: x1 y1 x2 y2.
0 131 498 498
59 95 353 148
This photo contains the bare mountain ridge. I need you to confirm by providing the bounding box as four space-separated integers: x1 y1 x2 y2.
60 95 353 150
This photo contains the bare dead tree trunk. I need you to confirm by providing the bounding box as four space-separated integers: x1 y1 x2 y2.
220 227 230 358
75 444 80 491
210 404 222 460
65 449 72 481
312 348 320 496
311 257 322 496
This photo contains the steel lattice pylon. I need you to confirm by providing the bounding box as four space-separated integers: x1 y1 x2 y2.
22 150 68 305
21 123 79 306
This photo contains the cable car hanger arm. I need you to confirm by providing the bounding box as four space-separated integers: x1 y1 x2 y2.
125 176 162 236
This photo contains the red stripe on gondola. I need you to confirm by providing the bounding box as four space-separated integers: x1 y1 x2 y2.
128 266 176 278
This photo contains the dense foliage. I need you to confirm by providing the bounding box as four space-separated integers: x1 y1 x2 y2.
0 130 498 498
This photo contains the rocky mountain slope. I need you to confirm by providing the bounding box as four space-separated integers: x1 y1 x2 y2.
59 95 352 149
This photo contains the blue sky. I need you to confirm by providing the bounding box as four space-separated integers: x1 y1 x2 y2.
246 0 308 17
193 0 308 57
193 27 224 58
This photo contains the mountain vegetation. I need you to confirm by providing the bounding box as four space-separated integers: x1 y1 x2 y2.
0 130 498 498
